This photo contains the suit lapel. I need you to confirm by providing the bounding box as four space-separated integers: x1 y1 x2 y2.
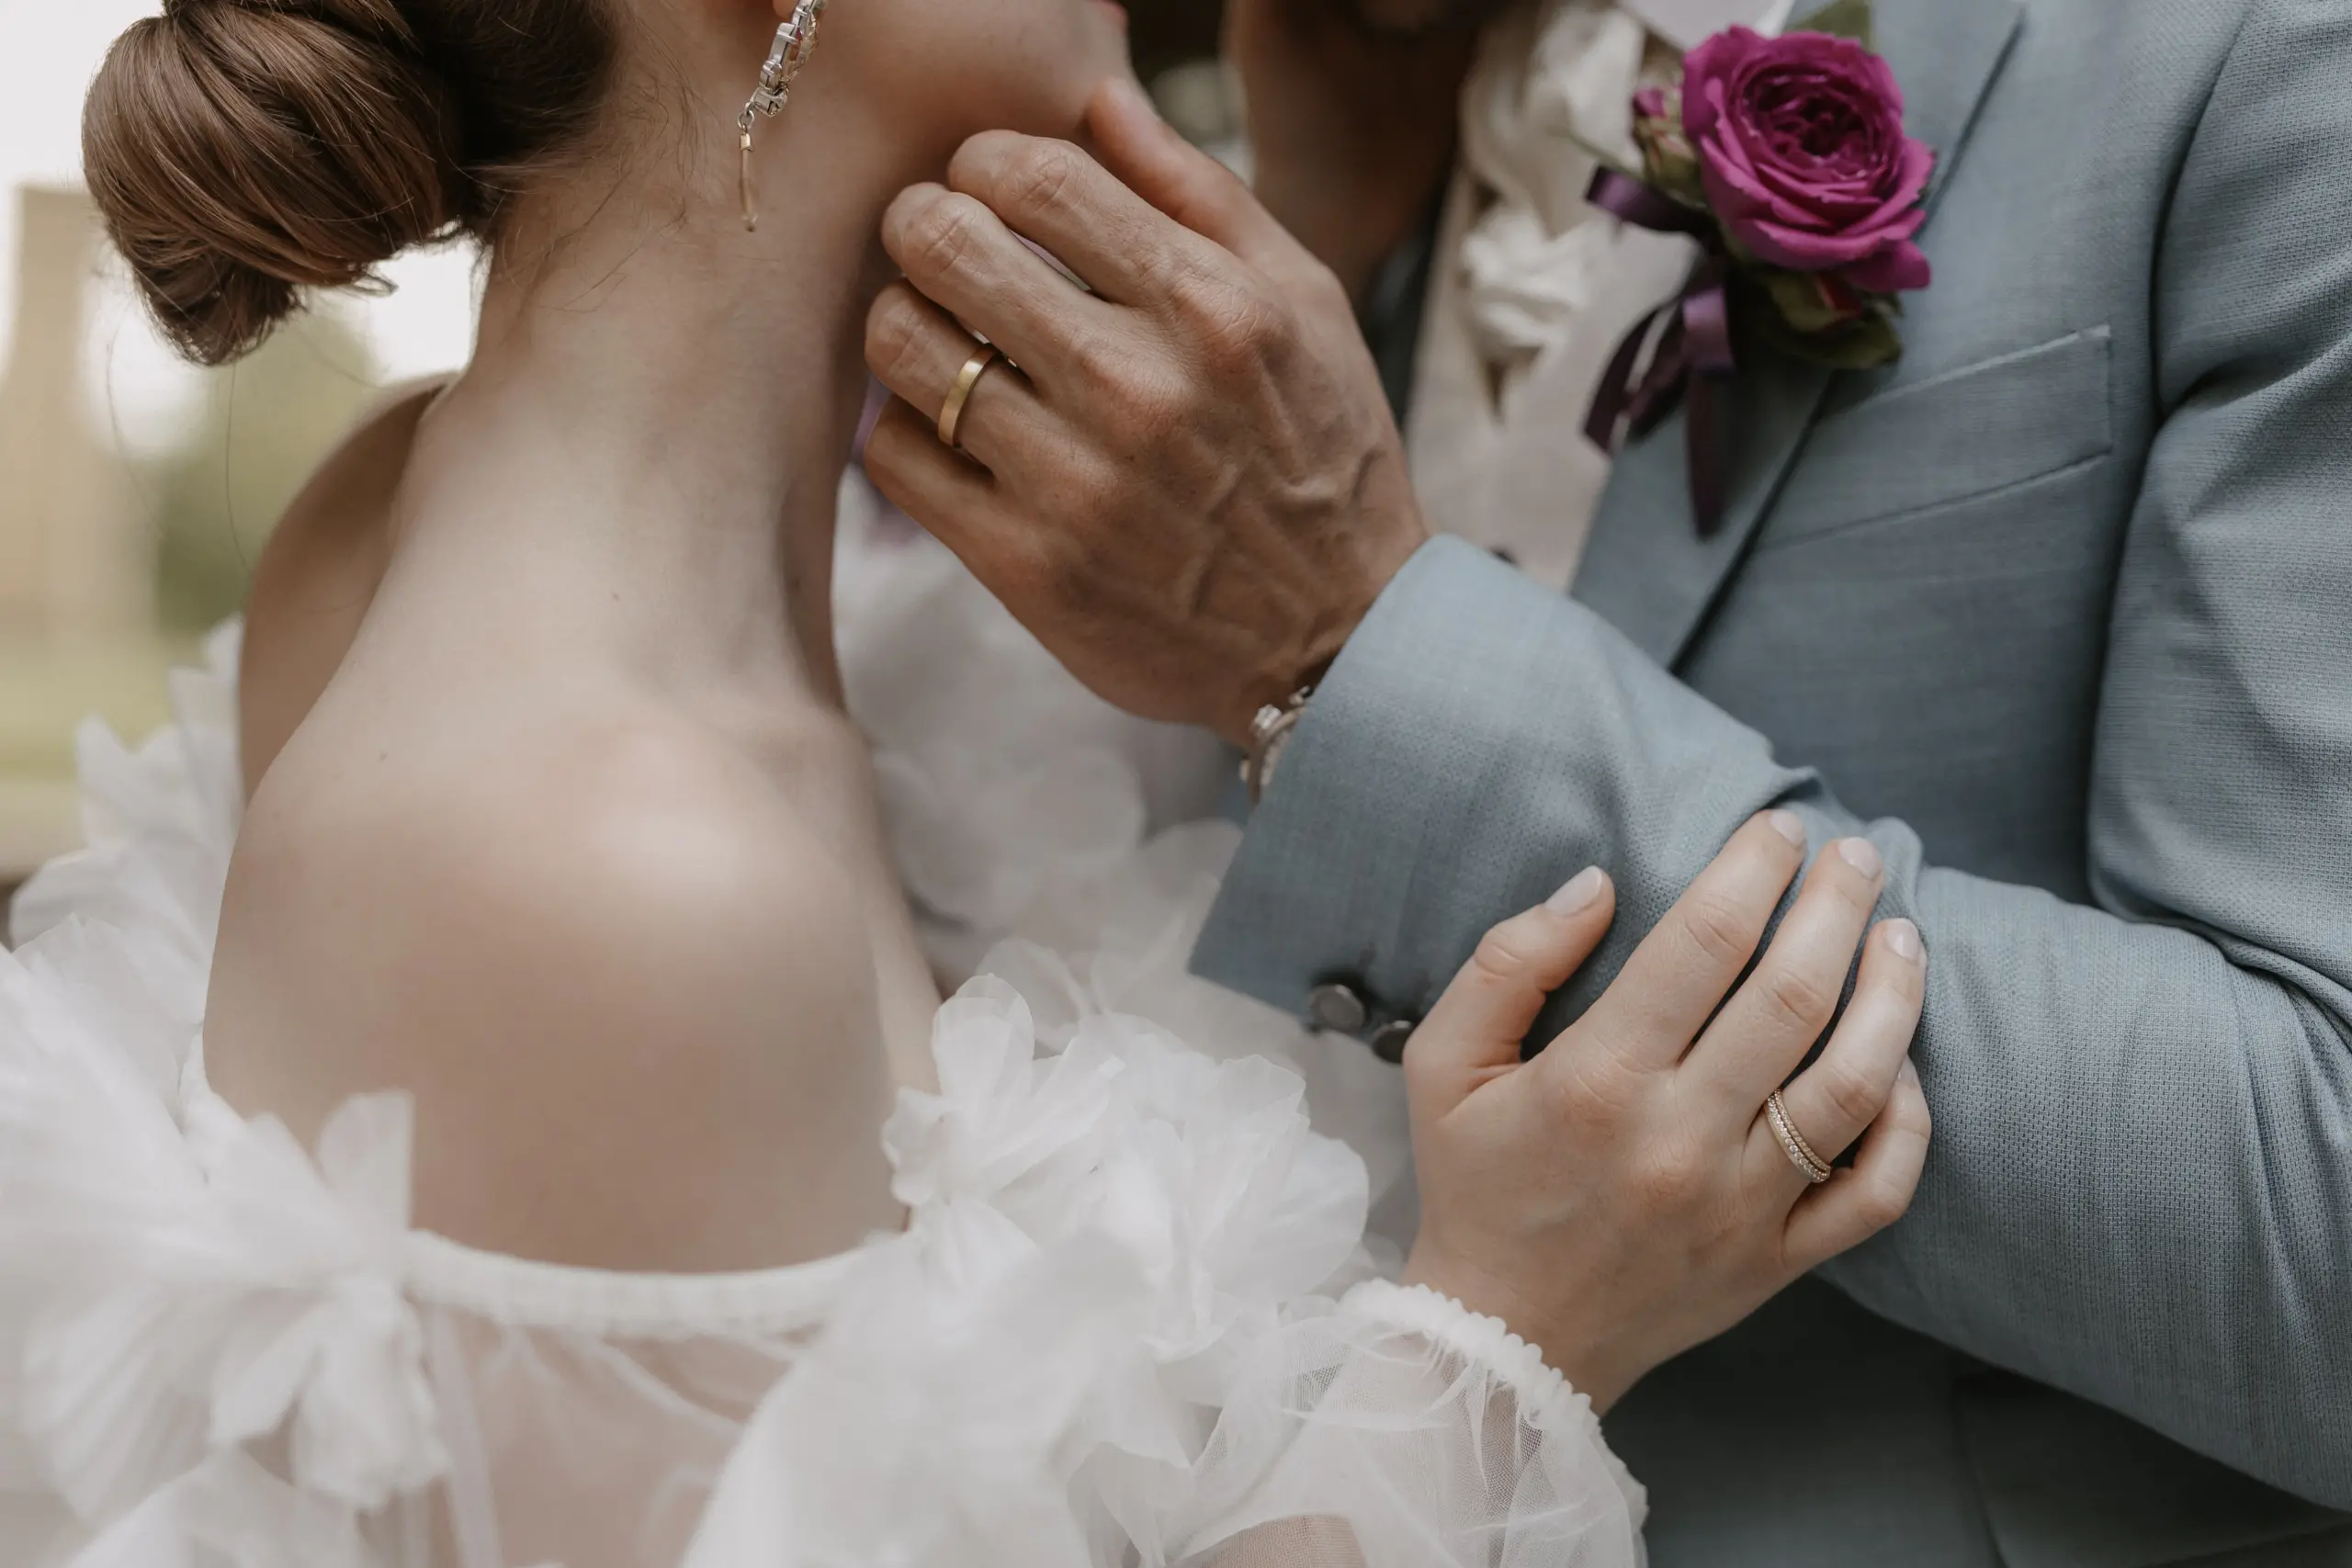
1570 0 2027 669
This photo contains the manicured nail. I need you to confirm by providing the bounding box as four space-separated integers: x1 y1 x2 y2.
1838 837 1884 877
1547 866 1607 915
1883 919 1922 962
1765 809 1806 847
1900 1056 1920 1087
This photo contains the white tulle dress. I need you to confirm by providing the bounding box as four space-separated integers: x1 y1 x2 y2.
0 483 1647 1568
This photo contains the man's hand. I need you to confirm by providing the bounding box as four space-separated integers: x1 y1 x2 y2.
862 81 1430 746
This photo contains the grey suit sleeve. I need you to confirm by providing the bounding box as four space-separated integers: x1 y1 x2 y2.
1194 3 2352 1507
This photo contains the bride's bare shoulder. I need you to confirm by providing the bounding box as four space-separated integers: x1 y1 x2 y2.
207 704 902 1273
239 378 444 795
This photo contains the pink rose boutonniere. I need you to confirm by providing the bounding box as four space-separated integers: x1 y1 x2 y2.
1586 0 1934 532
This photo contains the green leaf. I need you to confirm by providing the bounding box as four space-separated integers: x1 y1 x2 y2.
1759 269 1857 336
1639 140 1707 205
1783 310 1905 370
1735 273 1905 370
1796 0 1876 49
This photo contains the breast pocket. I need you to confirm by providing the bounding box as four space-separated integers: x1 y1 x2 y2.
1761 327 2114 547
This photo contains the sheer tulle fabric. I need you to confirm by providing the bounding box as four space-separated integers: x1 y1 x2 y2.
2 500 1645 1565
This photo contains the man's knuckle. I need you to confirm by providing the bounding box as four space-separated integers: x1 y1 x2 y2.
865 298 925 378
1012 140 1085 216
949 129 1020 186
1069 331 1129 393
909 197 982 276
1174 275 1283 367
1214 301 1289 370
1094 361 1181 435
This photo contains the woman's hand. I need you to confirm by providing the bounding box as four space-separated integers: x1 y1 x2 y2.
1402 812 1932 1412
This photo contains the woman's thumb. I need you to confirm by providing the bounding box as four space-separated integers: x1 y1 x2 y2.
1407 870 1617 1111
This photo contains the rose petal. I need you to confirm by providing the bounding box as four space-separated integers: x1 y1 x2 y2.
1834 142 1934 243
1882 136 1937 211
1747 152 1894 221
1734 138 1890 226
1701 143 1832 237
1739 213 1885 271
1860 50 1908 119
1682 28 1764 142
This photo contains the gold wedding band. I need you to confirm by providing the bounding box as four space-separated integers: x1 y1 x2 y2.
937 344 1002 450
1766 1091 1834 1185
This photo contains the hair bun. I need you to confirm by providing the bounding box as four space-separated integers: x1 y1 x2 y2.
84 0 466 366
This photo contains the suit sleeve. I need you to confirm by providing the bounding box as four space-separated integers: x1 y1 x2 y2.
1193 0 2352 1506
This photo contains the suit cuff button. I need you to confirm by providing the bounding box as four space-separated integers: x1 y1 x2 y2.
1306 982 1371 1036
1368 1020 1416 1066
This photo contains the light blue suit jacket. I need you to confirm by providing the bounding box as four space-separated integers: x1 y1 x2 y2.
1194 1 2352 1562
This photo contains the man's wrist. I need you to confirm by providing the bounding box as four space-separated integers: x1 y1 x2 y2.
1217 518 1421 747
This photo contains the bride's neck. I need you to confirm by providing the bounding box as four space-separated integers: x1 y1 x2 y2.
399 93 904 712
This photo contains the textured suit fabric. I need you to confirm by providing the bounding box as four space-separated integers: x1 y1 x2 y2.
1193 0 2352 1562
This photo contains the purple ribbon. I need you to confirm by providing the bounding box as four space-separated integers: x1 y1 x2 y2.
1582 168 1739 536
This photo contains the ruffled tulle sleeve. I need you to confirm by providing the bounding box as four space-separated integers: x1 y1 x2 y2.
1159 1279 1645 1568
684 982 1645 1568
0 625 455 1568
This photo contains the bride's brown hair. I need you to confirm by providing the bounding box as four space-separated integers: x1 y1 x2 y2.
84 0 615 367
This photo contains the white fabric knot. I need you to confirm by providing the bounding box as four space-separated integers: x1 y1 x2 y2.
1461 205 1624 364
1456 0 1654 383
208 1268 443 1512
0 963 447 1539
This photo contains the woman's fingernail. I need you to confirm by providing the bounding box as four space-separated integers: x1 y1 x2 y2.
1838 837 1884 877
1901 1056 1920 1087
1766 809 1806 847
1547 866 1607 915
1883 919 1922 962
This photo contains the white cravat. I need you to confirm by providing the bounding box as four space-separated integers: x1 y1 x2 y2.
1406 0 1789 590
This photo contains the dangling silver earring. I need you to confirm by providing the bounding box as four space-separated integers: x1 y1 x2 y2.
738 0 828 232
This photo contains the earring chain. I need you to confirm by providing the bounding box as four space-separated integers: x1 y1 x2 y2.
739 0 828 231
742 0 828 130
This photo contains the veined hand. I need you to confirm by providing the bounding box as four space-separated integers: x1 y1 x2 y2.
864 81 1429 746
